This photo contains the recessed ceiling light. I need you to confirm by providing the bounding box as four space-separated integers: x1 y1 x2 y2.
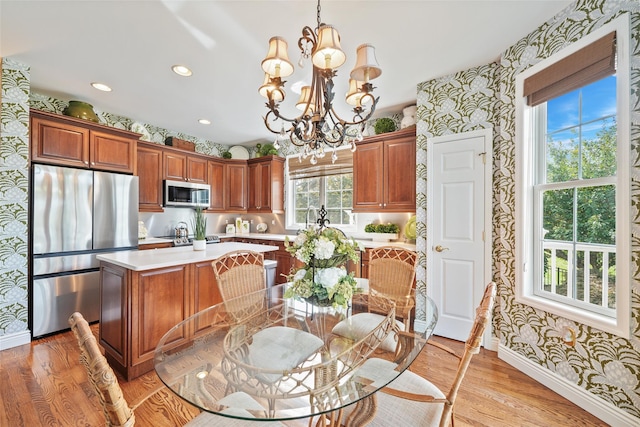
198 119 211 125
172 65 193 77
91 82 112 92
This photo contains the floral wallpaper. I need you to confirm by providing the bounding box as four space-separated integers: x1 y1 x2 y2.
416 0 640 420
0 58 30 337
414 63 500 325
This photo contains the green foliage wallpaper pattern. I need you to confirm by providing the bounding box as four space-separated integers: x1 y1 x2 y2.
416 0 640 420
0 58 30 335
414 63 499 325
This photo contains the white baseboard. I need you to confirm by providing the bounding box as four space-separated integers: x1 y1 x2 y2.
414 319 428 333
498 344 639 427
0 331 31 350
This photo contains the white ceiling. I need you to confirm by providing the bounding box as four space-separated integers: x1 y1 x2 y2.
0 0 572 146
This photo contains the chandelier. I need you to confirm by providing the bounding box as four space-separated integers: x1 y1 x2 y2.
259 0 381 164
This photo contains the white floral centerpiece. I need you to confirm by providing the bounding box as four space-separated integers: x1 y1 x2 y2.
284 224 361 309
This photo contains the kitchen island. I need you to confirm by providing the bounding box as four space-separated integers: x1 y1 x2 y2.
96 242 278 380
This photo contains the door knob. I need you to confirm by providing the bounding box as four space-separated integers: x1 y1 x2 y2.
434 245 449 252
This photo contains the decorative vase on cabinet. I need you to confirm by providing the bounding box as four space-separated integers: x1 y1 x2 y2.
63 101 99 123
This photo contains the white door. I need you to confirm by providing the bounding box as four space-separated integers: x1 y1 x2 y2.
427 128 492 343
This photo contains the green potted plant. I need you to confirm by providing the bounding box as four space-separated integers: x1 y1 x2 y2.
374 117 396 134
191 207 207 251
364 223 399 241
258 142 279 156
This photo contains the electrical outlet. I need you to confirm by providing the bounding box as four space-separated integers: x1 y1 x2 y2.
561 326 576 347
271 220 276 225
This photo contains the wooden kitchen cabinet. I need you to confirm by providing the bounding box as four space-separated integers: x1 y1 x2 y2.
163 149 208 183
230 237 295 284
360 249 370 279
186 156 208 183
247 156 285 214
30 109 137 173
136 143 164 212
353 126 416 212
207 159 225 212
100 262 191 380
193 260 223 313
274 242 296 284
163 151 187 181
138 241 172 250
225 160 248 212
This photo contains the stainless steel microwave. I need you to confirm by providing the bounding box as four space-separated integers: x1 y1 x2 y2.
164 180 210 208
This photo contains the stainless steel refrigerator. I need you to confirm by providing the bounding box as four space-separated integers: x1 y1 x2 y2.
30 164 138 337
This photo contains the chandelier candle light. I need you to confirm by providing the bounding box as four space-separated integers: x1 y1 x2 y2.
259 0 381 165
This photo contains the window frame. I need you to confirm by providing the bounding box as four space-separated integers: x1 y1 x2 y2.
285 155 356 232
515 15 630 338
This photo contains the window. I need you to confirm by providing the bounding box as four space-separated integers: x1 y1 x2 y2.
286 148 355 230
515 16 630 337
290 174 353 227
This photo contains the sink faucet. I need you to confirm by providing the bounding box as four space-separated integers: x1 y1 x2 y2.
305 206 318 229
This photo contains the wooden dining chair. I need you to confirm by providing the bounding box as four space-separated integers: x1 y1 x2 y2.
211 250 267 323
211 250 325 398
367 246 417 330
68 312 283 427
332 246 417 353
348 281 497 427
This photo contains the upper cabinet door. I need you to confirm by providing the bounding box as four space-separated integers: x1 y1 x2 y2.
163 151 187 181
30 110 138 173
353 141 384 211
186 156 208 183
31 115 90 168
383 135 416 211
225 161 248 212
136 144 164 212
247 156 284 214
207 159 225 212
90 131 135 174
353 126 416 212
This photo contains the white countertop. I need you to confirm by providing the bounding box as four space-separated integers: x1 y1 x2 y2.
97 242 279 271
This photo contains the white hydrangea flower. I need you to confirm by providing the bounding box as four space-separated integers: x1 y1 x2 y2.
293 268 307 281
314 237 335 259
314 267 346 290
294 233 307 246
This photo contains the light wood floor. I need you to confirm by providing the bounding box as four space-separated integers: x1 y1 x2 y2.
0 326 608 427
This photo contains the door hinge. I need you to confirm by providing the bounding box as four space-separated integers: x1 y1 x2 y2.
482 230 485 242
479 152 487 164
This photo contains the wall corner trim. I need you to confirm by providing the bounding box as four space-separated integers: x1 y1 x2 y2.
498 344 639 426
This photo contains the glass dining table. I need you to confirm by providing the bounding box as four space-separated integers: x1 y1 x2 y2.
154 280 438 426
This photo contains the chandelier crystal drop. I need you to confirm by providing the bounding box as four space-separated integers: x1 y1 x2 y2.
259 0 381 162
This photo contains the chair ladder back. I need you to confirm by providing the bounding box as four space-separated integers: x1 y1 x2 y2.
211 250 266 322
368 246 417 328
440 282 496 427
69 312 135 427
